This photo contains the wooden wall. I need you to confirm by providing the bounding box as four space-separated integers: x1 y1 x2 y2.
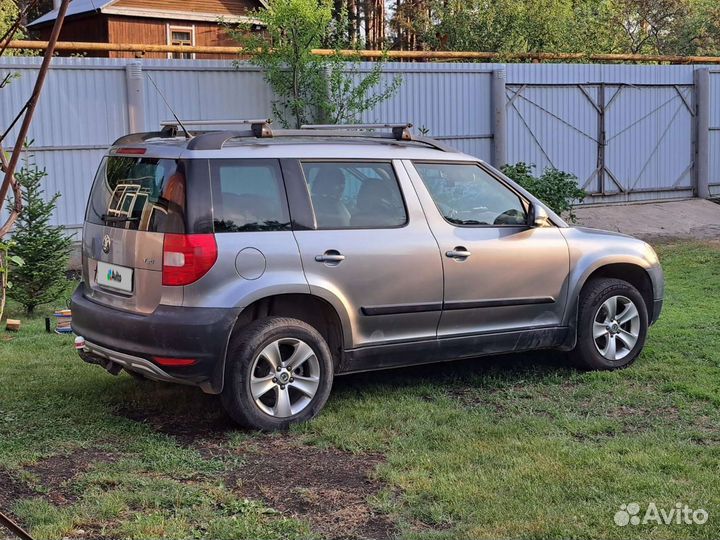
113 0 258 16
106 16 240 59
31 15 110 56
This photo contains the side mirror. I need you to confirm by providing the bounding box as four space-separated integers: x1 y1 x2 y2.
529 203 550 227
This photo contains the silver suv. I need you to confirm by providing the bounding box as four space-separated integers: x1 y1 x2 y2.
72 121 664 431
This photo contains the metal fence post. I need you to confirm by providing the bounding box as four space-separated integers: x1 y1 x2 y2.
694 67 710 199
125 62 145 133
492 68 507 168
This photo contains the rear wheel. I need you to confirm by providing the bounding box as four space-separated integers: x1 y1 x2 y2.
221 317 334 430
573 278 648 370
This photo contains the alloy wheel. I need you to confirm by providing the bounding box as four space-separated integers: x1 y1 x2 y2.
592 295 641 361
249 338 320 418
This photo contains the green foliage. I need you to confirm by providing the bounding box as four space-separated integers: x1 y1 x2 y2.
501 162 586 221
7 153 73 314
227 0 400 128
0 0 29 56
413 0 720 56
0 0 21 37
0 239 24 323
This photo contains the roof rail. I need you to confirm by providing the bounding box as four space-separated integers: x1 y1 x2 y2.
113 120 456 153
111 125 178 146
160 119 272 129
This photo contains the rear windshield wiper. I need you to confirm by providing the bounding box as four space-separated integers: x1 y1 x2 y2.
101 214 139 223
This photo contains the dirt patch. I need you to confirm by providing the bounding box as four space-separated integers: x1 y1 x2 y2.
573 199 720 243
21 448 120 507
229 435 396 540
116 399 238 460
0 469 37 523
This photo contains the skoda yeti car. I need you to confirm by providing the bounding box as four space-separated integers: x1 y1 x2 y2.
72 121 664 431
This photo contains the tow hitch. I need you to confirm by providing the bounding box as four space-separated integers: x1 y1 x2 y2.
74 336 122 375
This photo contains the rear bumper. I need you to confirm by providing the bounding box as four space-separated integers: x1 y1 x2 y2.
71 283 241 393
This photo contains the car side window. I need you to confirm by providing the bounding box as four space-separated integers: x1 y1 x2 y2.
301 162 407 229
414 162 528 226
210 159 291 232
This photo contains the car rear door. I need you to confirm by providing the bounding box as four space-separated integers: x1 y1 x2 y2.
405 160 570 338
82 152 209 313
286 159 444 348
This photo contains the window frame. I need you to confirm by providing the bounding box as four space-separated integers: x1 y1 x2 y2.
167 24 195 60
412 160 534 229
208 158 293 234
298 159 410 231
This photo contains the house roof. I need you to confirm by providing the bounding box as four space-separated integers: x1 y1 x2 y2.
28 0 267 27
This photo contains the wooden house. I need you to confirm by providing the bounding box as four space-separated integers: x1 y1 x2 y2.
27 0 266 59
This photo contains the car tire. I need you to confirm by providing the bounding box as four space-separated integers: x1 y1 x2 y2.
572 278 648 370
221 317 334 431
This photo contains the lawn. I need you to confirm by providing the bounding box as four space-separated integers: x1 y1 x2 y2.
0 242 719 540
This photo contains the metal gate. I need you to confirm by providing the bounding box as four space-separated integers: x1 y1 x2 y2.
506 82 695 203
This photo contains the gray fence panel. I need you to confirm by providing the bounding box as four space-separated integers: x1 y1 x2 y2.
506 64 697 204
352 63 495 161
709 70 720 197
140 61 273 130
0 57 130 233
1 57 718 233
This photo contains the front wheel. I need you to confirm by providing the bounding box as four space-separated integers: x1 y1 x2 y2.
572 278 648 370
221 317 334 430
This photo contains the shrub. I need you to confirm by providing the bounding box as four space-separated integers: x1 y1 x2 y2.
7 153 73 314
227 0 400 128
501 162 586 222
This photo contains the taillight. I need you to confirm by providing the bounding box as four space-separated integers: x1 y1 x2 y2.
162 233 217 286
153 356 197 367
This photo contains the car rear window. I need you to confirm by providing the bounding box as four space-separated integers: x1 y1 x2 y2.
209 159 291 233
86 156 188 233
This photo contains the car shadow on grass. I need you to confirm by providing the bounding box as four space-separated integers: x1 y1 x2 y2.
114 348 574 442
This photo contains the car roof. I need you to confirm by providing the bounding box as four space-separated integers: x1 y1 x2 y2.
110 134 480 162
109 123 482 162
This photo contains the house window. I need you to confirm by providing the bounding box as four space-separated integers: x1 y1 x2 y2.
168 26 194 59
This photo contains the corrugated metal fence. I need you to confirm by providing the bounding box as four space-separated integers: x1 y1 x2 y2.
1 57 718 234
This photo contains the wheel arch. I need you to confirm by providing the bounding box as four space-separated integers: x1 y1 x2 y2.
213 293 348 393
560 259 655 351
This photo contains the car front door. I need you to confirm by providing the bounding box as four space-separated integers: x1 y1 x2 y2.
405 160 570 338
288 160 444 348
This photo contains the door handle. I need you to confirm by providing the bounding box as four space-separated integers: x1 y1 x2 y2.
315 250 346 264
445 247 471 259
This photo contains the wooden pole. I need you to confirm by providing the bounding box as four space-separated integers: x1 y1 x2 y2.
3 40 720 63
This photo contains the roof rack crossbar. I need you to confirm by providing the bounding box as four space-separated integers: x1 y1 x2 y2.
300 123 413 141
160 119 272 128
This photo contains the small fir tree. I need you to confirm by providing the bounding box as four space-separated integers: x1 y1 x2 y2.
7 153 73 314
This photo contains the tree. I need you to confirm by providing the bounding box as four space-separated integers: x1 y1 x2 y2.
228 0 400 128
7 152 72 314
0 0 21 37
387 0 720 56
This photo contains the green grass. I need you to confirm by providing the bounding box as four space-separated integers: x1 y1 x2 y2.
1 242 719 539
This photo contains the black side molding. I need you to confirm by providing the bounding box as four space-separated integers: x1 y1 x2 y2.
443 296 555 310
361 302 443 316
361 296 554 316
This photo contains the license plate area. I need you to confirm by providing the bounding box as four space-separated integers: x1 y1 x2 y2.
96 261 134 293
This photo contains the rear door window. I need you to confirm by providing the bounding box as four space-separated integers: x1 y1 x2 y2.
86 156 187 233
300 162 407 229
210 159 291 232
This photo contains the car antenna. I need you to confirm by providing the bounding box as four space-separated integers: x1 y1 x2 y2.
145 72 191 139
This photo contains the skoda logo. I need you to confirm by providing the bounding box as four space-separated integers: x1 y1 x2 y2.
102 234 111 254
